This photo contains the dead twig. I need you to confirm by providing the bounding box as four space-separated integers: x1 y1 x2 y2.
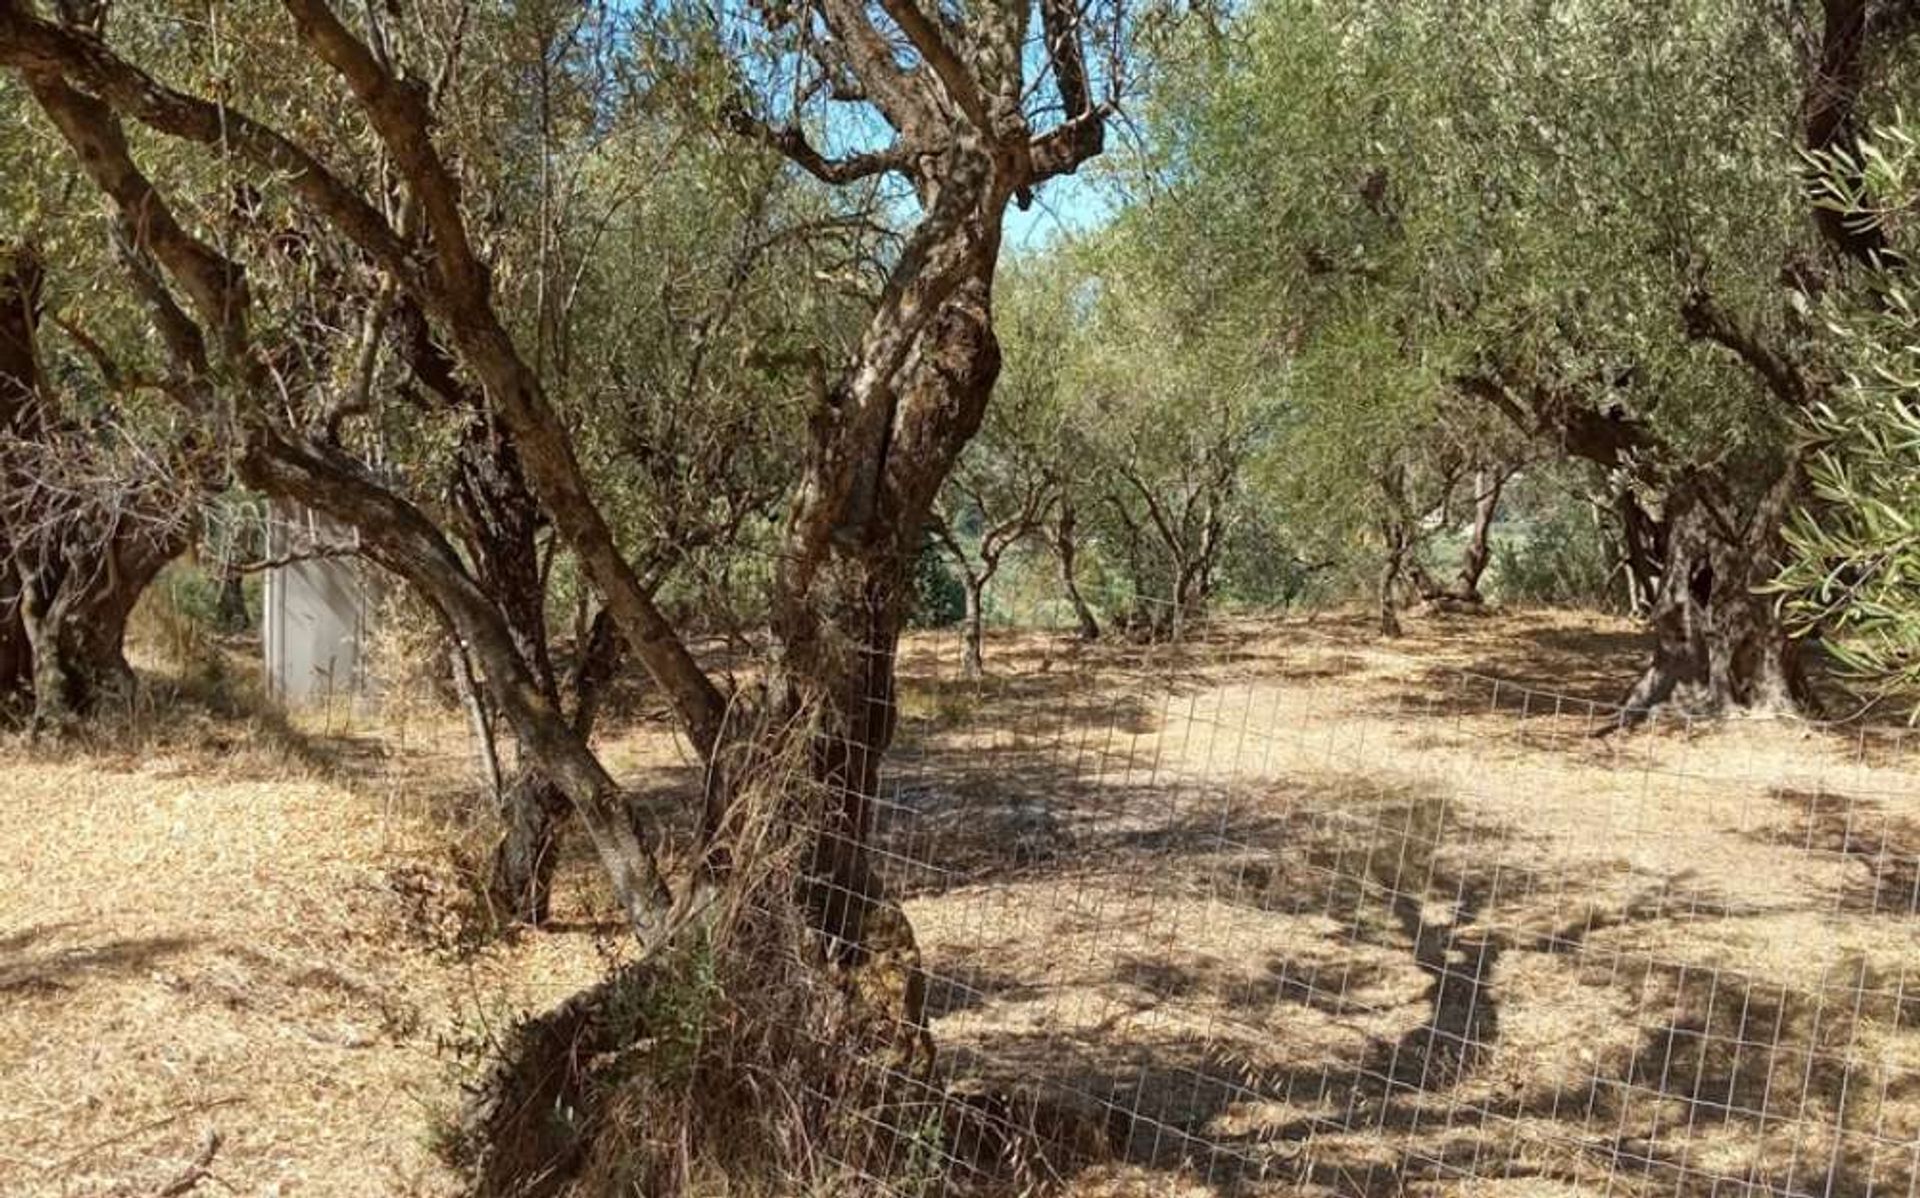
42 1097 240 1173
151 1128 222 1197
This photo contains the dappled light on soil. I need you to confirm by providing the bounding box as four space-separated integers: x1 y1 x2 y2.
4 611 1915 1195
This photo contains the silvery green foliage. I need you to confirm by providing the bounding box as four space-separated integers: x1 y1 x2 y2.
1779 128 1920 715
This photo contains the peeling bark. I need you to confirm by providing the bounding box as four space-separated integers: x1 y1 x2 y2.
761 267 1005 950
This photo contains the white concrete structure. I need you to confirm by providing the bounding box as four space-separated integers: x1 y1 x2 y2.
262 506 376 709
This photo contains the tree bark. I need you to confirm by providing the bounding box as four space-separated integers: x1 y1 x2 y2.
1379 519 1408 638
15 529 179 727
960 573 985 680
1053 498 1100 640
1613 469 1812 727
1453 468 1505 602
1616 487 1666 618
0 581 24 708
1411 467 1508 609
753 266 1002 958
1170 559 1208 640
489 771 570 927
243 432 677 942
485 624 625 928
401 298 607 929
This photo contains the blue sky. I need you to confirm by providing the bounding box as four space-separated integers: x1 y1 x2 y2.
1003 171 1114 251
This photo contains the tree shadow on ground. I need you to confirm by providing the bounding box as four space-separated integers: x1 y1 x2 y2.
880 740 1916 1196
1753 787 1920 916
0 925 197 995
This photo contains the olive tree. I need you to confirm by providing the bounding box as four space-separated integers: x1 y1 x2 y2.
0 94 201 729
1126 0 1919 716
1779 124 1920 715
1053 232 1271 638
0 0 1114 964
2 0 1117 1179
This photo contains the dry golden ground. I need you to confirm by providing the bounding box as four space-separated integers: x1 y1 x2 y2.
891 609 1920 1195
2 608 1916 1196
0 704 683 1198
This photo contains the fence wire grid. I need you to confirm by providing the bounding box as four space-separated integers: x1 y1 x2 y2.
782 605 1920 1198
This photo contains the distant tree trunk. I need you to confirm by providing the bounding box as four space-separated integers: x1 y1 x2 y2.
1104 497 1158 640
1170 556 1212 640
1615 468 1812 725
1375 464 1415 637
960 573 985 680
0 557 26 709
1453 468 1505 602
1466 371 1812 723
1053 498 1100 641
1379 518 1409 638
1605 0 1905 725
929 489 1036 681
1410 467 1508 610
392 301 623 929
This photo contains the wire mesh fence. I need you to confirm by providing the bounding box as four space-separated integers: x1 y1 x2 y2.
796 602 1920 1196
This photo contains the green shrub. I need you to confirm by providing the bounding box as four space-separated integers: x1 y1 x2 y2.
907 537 966 628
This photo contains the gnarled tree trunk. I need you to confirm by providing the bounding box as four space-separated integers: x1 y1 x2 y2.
451 414 572 927
0 582 24 708
418 318 626 930
14 528 180 726
244 432 677 939
1616 486 1666 618
1411 467 1509 610
1 241 185 728
0 7 1108 1184
1616 468 1812 724
489 770 571 926
485 612 625 927
757 267 1003 959
1449 467 1507 605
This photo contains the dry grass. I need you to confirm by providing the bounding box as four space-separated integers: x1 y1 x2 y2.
885 608 1920 1195
0 703 639 1197
2 607 1916 1196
